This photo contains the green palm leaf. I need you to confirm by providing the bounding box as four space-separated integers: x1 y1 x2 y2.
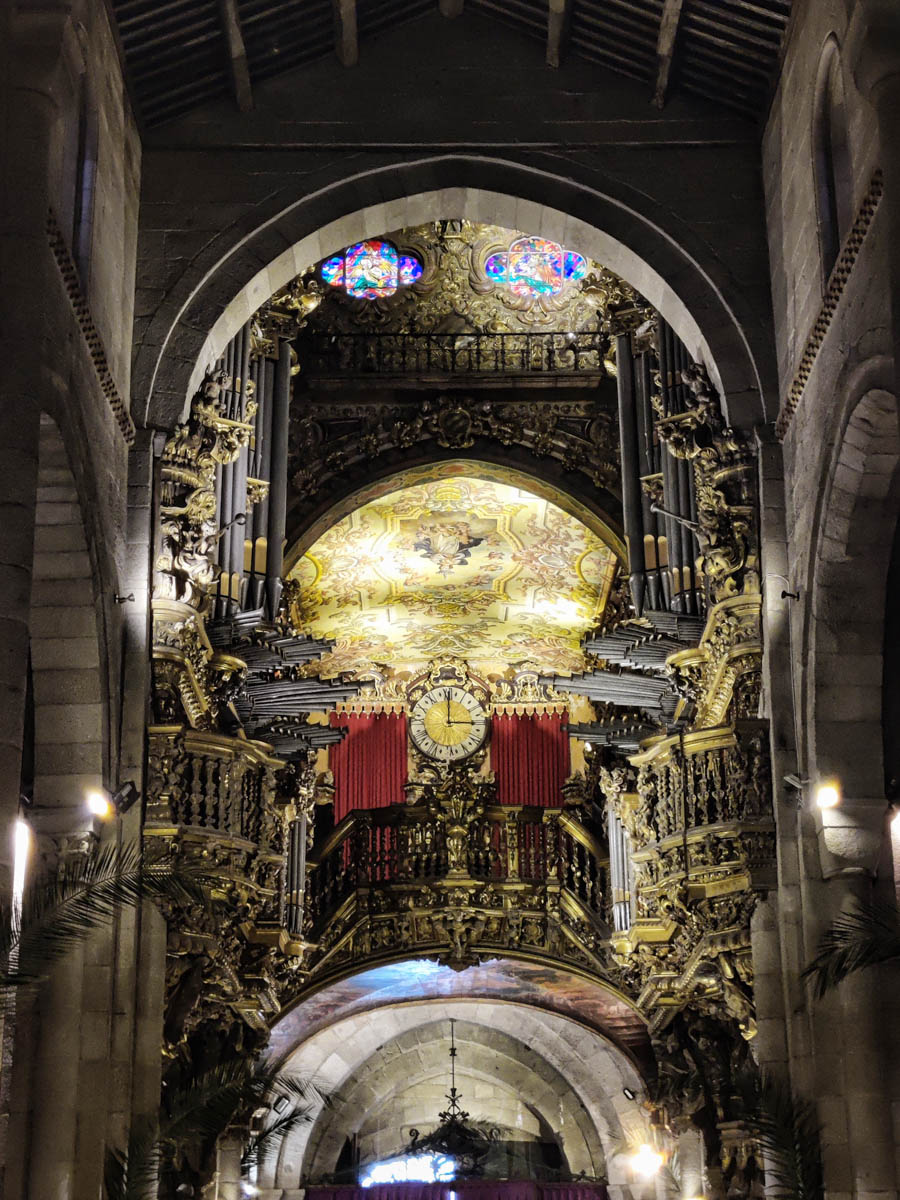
105 1060 327 1198
1 842 211 991
103 1117 160 1200
802 899 900 999
241 1105 317 1172
739 1071 823 1200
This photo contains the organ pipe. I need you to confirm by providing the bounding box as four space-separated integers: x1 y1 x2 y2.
265 337 292 621
615 333 647 617
284 813 307 937
655 320 704 616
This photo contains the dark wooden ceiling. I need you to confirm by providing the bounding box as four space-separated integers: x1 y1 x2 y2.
110 0 792 129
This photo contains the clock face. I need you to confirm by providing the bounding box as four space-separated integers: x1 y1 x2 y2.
409 686 489 762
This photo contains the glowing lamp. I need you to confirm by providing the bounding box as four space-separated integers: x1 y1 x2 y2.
631 1144 664 1179
13 818 31 911
815 780 841 810
86 789 113 819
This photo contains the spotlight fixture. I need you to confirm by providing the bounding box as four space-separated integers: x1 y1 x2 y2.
86 781 141 819
622 1087 636 1101
815 780 841 810
112 780 141 814
783 773 808 791
272 1094 290 1114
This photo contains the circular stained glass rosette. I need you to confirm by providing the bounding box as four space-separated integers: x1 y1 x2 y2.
321 255 345 287
485 253 508 284
564 250 587 280
399 255 424 286
345 239 399 299
508 236 564 298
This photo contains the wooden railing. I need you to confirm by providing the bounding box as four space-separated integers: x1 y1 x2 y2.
303 803 608 939
298 331 609 377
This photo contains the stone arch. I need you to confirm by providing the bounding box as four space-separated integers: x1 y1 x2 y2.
29 414 107 824
265 998 648 1198
135 159 774 434
301 1019 605 1180
806 381 900 873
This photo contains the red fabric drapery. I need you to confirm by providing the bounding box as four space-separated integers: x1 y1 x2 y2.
491 712 569 807
329 711 408 823
308 1183 608 1200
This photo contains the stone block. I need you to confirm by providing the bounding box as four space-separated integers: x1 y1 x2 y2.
31 635 100 670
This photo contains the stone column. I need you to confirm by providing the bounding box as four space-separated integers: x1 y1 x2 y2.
0 9 67 1181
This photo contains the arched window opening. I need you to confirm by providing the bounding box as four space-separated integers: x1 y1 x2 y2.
813 40 853 283
72 79 99 285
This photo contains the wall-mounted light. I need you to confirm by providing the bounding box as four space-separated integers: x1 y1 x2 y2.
87 789 113 819
622 1087 636 1101
630 1144 664 1179
86 781 141 820
815 779 841 810
13 818 31 916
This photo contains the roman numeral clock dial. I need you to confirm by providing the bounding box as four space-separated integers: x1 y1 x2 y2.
409 686 488 763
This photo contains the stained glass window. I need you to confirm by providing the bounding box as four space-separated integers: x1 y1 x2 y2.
485 238 587 298
321 241 422 299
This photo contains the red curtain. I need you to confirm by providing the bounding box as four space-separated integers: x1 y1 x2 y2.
491 712 569 807
329 711 408 823
309 1183 608 1200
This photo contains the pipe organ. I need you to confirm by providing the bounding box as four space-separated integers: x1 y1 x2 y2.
145 254 771 1194
614 319 703 619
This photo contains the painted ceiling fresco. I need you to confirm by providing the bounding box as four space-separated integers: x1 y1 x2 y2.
290 476 617 676
268 957 651 1068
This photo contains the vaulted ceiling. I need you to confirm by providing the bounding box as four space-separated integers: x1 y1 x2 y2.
110 0 792 128
290 474 618 678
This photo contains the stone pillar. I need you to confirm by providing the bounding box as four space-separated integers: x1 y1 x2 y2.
216 1132 246 1200
0 7 66 1184
675 1128 705 1200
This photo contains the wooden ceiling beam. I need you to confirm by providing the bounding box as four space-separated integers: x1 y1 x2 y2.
654 0 685 108
219 0 253 112
333 0 358 66
546 0 572 68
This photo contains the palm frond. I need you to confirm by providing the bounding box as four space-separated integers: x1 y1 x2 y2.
802 899 900 998
740 1071 823 1200
241 1105 317 1172
161 1060 259 1145
103 1117 160 1200
1 845 212 989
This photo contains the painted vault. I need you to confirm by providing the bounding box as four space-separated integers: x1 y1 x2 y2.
290 475 617 676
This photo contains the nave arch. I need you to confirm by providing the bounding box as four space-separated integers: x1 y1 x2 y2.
137 161 774 436
264 993 648 1199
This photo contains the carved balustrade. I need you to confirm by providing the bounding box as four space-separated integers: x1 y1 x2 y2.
145 724 289 948
295 802 611 977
